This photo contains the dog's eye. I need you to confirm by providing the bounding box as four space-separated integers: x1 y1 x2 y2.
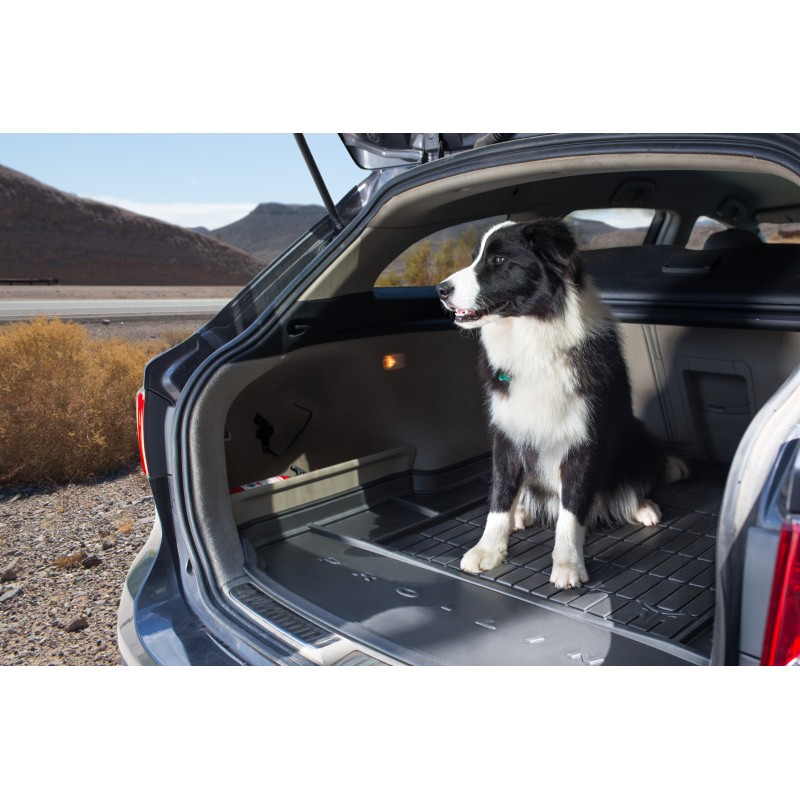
489 255 506 266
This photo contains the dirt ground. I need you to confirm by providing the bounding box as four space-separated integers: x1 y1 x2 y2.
78 316 215 343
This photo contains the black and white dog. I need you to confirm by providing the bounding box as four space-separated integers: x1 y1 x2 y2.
436 219 686 589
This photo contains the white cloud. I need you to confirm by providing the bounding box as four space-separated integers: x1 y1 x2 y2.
91 196 256 229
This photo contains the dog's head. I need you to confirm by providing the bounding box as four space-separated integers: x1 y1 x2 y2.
436 219 582 329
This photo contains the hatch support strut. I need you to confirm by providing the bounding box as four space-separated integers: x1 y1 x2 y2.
293 134 344 232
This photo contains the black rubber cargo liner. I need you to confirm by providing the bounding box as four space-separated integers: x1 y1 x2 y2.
376 465 725 649
289 461 723 654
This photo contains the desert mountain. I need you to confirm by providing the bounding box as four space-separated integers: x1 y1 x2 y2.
0 165 266 285
209 202 325 262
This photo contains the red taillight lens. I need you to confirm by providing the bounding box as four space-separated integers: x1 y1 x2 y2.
136 388 149 477
761 517 800 665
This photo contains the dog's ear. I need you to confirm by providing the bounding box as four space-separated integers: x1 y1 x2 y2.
521 219 578 267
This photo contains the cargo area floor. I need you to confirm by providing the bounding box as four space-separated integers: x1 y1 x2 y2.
246 461 723 665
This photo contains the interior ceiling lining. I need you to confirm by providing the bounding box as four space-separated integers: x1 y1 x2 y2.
300 152 800 301
366 153 800 230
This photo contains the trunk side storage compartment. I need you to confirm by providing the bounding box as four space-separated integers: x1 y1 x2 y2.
236 457 722 665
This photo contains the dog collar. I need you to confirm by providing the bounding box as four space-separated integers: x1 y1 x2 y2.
497 370 512 383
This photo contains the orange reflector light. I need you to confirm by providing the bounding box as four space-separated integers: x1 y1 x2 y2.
136 388 149 476
383 353 405 371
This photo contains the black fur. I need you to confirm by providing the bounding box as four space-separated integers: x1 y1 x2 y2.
566 325 666 524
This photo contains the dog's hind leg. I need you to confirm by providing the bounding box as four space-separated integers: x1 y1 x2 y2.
632 498 662 526
513 486 535 531
461 437 523 575
664 454 690 484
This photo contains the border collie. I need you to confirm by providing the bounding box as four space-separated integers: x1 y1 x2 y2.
436 219 687 589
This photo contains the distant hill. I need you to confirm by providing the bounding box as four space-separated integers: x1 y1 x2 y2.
0 165 266 285
566 217 650 249
209 202 325 262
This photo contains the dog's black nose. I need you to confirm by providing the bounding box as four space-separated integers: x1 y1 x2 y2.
436 280 454 300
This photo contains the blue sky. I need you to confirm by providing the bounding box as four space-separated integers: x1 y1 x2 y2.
0 134 366 229
1 5 786 236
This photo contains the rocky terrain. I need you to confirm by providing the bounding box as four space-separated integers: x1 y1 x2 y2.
0 317 217 667
209 201 325 262
0 469 153 666
0 164 320 667
0 164 265 285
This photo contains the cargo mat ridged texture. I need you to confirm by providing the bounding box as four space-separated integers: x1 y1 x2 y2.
316 462 723 649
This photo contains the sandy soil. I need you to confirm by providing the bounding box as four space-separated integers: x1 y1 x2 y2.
0 469 153 666
78 316 214 342
0 287 246 665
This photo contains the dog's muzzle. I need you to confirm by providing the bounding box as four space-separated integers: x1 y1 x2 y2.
436 281 508 324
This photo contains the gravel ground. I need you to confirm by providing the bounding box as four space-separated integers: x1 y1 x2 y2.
0 469 154 666
80 315 212 343
0 317 205 667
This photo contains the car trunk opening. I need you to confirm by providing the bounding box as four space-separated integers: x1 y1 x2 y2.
175 149 800 665
182 285 800 665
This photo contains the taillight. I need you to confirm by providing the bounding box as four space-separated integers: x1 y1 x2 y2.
136 388 149 477
761 517 800 665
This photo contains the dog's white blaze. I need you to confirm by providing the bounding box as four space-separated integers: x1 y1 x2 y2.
445 262 480 311
475 220 516 264
445 221 516 313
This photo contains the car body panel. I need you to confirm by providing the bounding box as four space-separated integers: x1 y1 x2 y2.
119 132 800 666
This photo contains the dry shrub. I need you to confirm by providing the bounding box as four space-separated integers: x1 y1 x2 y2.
160 327 195 348
0 317 164 486
53 552 86 569
116 516 134 535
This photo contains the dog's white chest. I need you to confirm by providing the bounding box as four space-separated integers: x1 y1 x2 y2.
482 319 589 453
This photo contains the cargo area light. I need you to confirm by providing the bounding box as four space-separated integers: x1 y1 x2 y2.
382 353 405 371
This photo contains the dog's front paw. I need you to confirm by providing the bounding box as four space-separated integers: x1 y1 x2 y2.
461 545 506 574
549 561 588 589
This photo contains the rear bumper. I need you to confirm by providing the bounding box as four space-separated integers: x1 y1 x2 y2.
116 517 240 666
117 521 160 665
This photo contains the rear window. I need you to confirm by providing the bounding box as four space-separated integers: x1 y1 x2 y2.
759 221 800 243
563 208 656 249
374 208 657 288
374 217 504 287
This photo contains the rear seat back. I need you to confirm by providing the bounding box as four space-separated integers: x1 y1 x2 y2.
584 243 800 328
702 228 763 249
594 241 800 462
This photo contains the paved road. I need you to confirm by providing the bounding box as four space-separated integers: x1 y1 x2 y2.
0 297 230 321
